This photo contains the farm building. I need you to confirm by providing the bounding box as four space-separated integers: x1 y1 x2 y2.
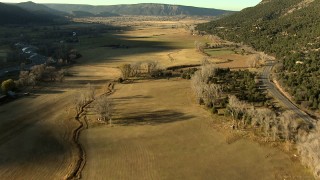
28 53 48 65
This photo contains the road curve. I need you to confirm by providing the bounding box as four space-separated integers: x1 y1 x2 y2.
261 60 315 124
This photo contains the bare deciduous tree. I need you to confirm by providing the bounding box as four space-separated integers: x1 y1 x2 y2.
28 73 37 88
202 83 222 107
227 95 246 129
18 71 30 86
85 83 95 101
194 41 204 53
191 64 218 104
248 54 260 68
57 69 65 82
146 61 160 75
191 70 205 104
95 97 113 125
280 111 295 141
119 64 132 80
44 66 56 81
271 125 279 141
255 108 276 137
201 57 211 66
30 64 46 81
130 62 142 77
297 121 320 178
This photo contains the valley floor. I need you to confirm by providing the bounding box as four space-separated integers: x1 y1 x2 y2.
0 17 313 179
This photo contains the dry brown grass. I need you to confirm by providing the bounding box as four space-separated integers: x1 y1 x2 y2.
81 79 312 180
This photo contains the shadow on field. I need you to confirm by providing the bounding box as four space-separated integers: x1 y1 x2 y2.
116 110 194 126
77 24 180 65
33 89 65 94
112 95 153 103
0 124 66 168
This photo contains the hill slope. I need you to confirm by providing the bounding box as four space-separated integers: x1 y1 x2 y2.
71 11 95 17
197 0 320 110
0 2 52 24
16 1 68 16
45 3 234 16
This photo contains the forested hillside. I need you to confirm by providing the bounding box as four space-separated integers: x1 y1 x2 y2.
197 0 320 110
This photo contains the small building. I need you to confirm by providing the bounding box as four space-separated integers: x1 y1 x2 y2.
296 61 304 65
28 53 47 65
14 42 27 48
22 46 38 53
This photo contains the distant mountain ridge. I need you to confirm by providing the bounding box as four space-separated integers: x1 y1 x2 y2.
45 3 235 16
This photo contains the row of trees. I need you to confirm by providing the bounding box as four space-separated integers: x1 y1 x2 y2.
1 65 65 95
119 61 172 81
227 95 302 142
16 64 65 88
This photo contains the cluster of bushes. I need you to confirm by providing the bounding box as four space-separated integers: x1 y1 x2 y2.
191 65 266 105
1 79 15 94
16 64 65 86
180 68 197 79
1 64 65 95
217 69 266 103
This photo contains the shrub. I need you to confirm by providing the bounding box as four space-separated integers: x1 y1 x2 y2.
212 106 218 114
118 78 124 83
150 69 164 78
119 64 132 80
1 79 15 94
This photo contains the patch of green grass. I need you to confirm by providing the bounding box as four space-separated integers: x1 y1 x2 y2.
204 48 234 56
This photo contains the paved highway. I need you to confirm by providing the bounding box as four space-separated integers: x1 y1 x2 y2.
262 61 316 124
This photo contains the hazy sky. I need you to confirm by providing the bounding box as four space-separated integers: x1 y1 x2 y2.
6 0 261 10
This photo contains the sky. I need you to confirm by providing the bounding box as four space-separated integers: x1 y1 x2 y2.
6 0 261 11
